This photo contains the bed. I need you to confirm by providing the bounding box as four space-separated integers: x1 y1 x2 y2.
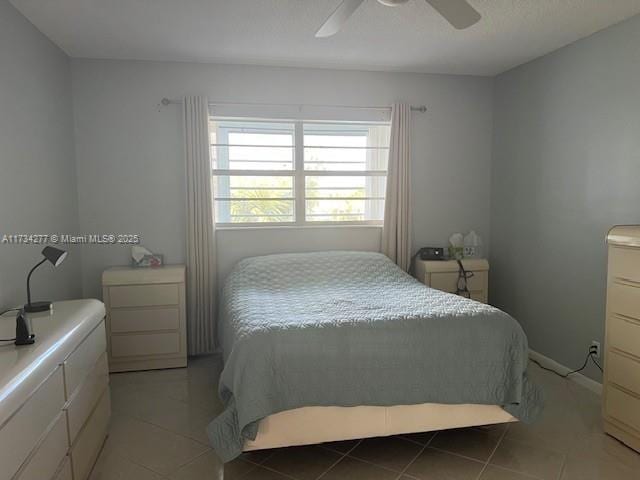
208 251 543 462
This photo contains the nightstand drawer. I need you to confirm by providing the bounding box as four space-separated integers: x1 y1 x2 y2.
109 284 179 308
470 291 487 303
608 315 640 359
429 271 487 294
110 307 180 333
605 386 640 432
111 332 181 358
609 246 640 284
608 352 640 395
609 282 640 321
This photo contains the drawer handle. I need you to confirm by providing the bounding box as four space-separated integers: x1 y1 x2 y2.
609 382 640 402
612 313 640 325
610 347 640 363
614 278 640 288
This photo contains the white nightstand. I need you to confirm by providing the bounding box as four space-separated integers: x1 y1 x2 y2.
414 258 489 303
102 265 187 372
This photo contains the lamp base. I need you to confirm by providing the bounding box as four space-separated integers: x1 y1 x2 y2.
15 313 35 346
23 301 51 313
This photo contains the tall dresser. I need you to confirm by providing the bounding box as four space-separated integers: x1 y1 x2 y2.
603 225 640 453
0 300 109 480
102 265 187 372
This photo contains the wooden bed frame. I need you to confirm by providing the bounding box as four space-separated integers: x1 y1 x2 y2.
244 403 515 451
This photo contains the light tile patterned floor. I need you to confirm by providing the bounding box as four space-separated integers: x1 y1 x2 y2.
90 356 640 480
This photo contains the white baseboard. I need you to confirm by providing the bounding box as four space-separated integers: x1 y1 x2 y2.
529 349 603 396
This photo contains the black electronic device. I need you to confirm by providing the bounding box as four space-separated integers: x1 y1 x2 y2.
417 247 445 261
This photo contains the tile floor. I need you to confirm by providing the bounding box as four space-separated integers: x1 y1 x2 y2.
90 356 640 480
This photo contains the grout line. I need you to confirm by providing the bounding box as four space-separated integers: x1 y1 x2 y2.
474 423 509 480
166 448 217 477
242 449 276 467
393 445 427 480
315 439 362 480
112 406 214 448
393 431 438 480
346 450 418 476
481 464 545 480
165 448 214 476
235 449 277 479
246 463 300 480
474 431 566 480
99 418 206 478
425 446 491 465
237 463 259 480
556 455 567 480
394 432 436 447
116 449 177 478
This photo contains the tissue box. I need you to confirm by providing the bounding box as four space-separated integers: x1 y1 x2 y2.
132 254 164 268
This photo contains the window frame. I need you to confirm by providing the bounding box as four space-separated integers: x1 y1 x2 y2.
211 117 389 228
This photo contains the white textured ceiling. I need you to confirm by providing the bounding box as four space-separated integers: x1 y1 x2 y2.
9 0 640 75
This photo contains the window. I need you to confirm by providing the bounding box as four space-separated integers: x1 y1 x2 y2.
210 118 390 226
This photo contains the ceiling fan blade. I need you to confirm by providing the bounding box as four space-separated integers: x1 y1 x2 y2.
425 0 481 30
315 0 366 38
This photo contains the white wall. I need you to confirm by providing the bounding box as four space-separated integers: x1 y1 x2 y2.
490 14 640 381
0 0 81 310
70 59 493 298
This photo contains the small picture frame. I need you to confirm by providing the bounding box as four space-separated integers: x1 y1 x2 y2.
132 254 164 268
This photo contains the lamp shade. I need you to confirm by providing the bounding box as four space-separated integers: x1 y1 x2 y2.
42 246 67 267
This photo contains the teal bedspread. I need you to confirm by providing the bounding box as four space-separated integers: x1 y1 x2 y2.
208 251 543 461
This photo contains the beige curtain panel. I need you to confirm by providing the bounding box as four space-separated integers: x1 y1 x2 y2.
183 95 217 354
382 103 412 272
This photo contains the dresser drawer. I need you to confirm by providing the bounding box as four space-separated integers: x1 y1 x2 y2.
606 385 640 432
16 413 67 480
608 351 640 395
111 332 180 358
0 367 65 480
70 390 110 480
110 307 180 333
54 457 72 480
609 246 640 284
429 271 487 295
64 322 107 399
608 315 640 359
109 284 179 308
65 354 109 443
609 282 640 321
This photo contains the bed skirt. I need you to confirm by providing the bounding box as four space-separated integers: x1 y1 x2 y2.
245 402 515 451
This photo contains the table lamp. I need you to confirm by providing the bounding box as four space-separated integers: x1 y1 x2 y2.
24 246 67 313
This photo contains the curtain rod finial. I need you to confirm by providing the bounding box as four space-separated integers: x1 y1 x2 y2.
161 97 171 106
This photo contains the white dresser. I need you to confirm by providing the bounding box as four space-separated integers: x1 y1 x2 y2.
414 258 490 303
102 265 187 372
0 300 109 480
603 225 640 453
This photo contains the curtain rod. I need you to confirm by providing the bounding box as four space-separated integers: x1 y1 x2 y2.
159 98 427 113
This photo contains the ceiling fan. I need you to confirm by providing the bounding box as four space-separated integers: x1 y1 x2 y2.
316 0 481 37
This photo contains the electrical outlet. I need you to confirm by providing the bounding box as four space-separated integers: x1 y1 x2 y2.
590 341 601 359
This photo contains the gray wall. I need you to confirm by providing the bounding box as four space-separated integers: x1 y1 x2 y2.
70 60 494 298
490 14 640 381
0 0 81 311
